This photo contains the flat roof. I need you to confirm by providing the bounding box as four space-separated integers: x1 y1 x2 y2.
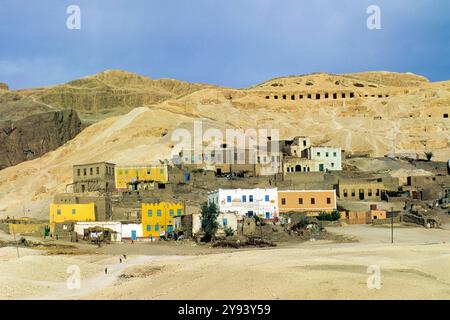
73 162 116 167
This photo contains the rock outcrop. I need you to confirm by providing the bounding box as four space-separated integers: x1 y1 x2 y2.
0 109 82 169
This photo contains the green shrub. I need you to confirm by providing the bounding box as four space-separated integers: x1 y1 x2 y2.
224 226 234 237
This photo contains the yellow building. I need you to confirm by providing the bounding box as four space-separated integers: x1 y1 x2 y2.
141 202 184 238
115 165 169 190
49 203 96 223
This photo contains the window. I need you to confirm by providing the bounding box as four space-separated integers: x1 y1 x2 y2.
155 225 159 231
177 209 182 216
327 197 331 204
376 189 380 196
444 114 448 119
157 210 162 217
368 189 372 197
317 152 321 157
57 209 61 215
90 168 93 175
227 196 232 203
281 198 286 205
298 198 303 205
96 167 99 175
265 195 270 202
223 218 228 226
342 188 347 197
72 208 76 215
303 140 307 147
333 152 337 157
169 209 174 216
147 225 151 231
311 198 316 205
147 210 152 217
242 195 247 203
83 168 87 176
77 169 80 176
326 152 329 157
249 195 254 202
331 162 335 167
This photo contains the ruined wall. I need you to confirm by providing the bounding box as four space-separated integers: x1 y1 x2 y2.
0 109 82 170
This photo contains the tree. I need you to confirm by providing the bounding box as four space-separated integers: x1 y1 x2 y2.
424 151 433 161
330 209 341 221
317 212 329 221
200 202 219 242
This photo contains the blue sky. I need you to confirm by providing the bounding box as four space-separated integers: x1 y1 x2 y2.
0 0 449 89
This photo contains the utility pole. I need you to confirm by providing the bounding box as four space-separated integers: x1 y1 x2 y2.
391 207 394 244
11 216 20 259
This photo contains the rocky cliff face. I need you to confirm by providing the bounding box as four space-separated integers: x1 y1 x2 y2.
0 109 82 169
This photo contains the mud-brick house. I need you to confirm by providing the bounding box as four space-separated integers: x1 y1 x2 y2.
72 162 116 193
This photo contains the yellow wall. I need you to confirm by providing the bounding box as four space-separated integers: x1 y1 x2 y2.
8 223 46 235
141 202 184 238
115 165 168 189
50 203 96 223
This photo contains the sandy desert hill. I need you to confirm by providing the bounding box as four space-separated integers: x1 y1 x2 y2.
0 70 449 219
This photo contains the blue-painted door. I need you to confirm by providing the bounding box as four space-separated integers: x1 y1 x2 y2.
168 225 173 233
131 230 137 240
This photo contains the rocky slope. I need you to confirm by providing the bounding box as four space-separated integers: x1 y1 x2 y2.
0 110 82 170
12 70 216 122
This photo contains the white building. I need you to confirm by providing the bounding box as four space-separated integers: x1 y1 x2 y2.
74 221 122 242
208 188 279 220
121 223 143 240
303 146 342 171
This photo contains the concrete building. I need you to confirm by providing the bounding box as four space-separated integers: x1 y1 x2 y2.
53 193 112 221
115 165 169 190
49 203 95 223
208 188 278 220
72 162 116 193
141 202 184 238
279 136 311 157
278 190 337 215
302 146 342 171
283 157 325 174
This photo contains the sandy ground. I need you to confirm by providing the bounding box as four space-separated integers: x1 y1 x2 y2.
1 225 450 300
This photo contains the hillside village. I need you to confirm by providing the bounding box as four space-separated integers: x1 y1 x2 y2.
2 132 449 245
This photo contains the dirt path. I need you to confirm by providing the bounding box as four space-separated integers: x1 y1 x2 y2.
32 255 155 300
